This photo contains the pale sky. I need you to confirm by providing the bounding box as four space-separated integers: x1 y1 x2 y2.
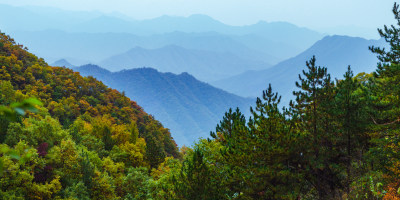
0 0 397 33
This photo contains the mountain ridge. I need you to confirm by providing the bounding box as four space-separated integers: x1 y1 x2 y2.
212 35 385 101
99 44 272 82
75 65 254 145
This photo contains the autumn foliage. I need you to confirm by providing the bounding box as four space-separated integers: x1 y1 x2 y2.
0 31 180 199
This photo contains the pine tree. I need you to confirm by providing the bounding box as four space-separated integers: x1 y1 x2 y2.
145 135 166 169
247 84 303 199
291 56 343 199
370 2 400 70
334 66 369 195
210 108 251 197
210 85 303 199
367 3 400 194
102 126 115 151
172 148 223 200
80 150 95 196
368 2 400 127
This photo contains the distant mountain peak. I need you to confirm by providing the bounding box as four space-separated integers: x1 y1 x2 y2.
76 64 111 75
254 20 269 25
187 14 217 20
213 35 384 100
178 71 195 78
51 59 76 68
322 34 367 41
311 35 371 49
153 14 219 22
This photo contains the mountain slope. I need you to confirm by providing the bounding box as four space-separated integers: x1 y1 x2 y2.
75 65 254 145
99 45 271 82
212 35 385 102
231 34 303 62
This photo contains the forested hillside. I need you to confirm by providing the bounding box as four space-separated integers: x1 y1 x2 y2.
0 32 180 199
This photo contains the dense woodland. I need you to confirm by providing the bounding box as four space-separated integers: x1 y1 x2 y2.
1 3 400 200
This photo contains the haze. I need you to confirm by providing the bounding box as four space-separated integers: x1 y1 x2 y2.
1 0 397 39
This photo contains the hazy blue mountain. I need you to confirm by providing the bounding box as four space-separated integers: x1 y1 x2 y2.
2 4 324 64
11 30 142 64
72 17 324 58
150 32 280 64
136 14 229 34
231 34 303 61
320 25 380 40
233 21 324 51
75 65 254 146
72 15 141 34
11 30 277 65
71 14 226 35
212 35 385 104
51 59 77 68
72 14 323 50
99 45 271 82
0 3 323 38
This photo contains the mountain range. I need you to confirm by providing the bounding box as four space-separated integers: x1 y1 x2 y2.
13 30 284 66
74 65 254 145
3 4 386 146
99 45 270 82
212 35 386 103
1 3 324 66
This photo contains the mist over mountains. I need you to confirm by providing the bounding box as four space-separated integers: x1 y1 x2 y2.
1 3 324 66
99 45 270 82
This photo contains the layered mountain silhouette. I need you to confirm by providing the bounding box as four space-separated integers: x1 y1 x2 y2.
2 4 324 66
99 45 270 82
75 65 254 145
212 35 385 103
12 30 279 66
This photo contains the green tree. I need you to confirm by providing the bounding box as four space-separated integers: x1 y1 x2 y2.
366 3 400 198
80 150 95 196
209 85 303 199
291 56 343 199
145 135 166 169
334 66 370 195
102 126 114 151
122 167 151 200
173 148 223 200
